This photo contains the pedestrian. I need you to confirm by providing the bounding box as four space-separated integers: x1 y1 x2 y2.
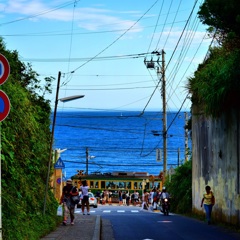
80 179 90 215
60 178 78 226
104 189 109 203
141 189 149 210
95 190 101 204
108 191 112 205
134 191 140 206
118 190 122 205
101 191 105 204
122 191 127 205
152 188 158 209
126 192 130 206
201 185 215 224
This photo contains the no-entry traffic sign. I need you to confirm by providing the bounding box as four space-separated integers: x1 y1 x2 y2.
0 54 10 85
0 90 10 122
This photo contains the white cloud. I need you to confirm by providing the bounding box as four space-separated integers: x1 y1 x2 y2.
2 0 143 32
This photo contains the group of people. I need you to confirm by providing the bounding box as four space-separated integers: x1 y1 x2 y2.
141 186 170 211
59 179 90 226
59 179 215 226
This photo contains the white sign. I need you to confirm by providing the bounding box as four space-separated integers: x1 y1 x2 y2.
156 148 161 162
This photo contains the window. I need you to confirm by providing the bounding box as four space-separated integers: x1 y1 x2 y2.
101 181 105 189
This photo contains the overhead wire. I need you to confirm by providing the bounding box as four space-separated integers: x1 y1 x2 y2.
140 0 199 115
0 0 76 26
2 20 187 37
62 0 160 85
139 1 199 156
146 0 165 54
166 11 201 106
162 0 183 49
20 52 149 62
155 0 173 50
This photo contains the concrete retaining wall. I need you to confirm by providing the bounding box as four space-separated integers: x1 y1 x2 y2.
192 106 240 225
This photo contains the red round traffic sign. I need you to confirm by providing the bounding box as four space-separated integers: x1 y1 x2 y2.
0 90 10 122
0 54 10 85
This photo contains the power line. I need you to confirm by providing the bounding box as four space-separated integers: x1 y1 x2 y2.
64 0 160 77
0 0 76 26
20 52 148 62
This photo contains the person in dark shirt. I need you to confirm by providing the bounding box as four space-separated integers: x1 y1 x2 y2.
95 190 101 204
60 179 78 225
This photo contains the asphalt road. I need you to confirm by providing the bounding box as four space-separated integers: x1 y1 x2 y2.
84 205 240 240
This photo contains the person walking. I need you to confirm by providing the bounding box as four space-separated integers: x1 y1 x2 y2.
80 180 90 215
134 191 140 206
60 179 78 226
201 185 215 224
141 189 149 210
108 191 112 205
126 192 130 206
95 190 101 204
122 191 127 206
118 190 122 205
152 188 158 210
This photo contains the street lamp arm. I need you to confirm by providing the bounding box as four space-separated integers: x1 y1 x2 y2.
59 95 85 103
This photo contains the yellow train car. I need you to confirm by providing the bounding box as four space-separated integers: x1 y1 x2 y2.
72 171 162 194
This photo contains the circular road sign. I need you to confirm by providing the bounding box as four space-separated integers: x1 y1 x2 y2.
0 54 10 85
56 178 61 184
0 90 10 122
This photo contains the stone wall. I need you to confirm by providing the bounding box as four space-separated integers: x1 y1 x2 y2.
192 106 240 225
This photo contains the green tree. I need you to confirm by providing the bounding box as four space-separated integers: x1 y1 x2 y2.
198 0 240 45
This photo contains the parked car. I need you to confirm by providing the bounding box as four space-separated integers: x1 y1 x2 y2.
77 192 98 208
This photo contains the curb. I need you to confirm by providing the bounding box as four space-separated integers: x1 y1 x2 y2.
92 215 101 240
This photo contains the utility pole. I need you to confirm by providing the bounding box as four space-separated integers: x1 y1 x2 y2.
161 50 167 177
144 50 167 178
43 71 61 215
184 112 189 162
178 147 180 166
86 147 89 175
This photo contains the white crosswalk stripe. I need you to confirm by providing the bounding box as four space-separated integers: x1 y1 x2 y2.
75 209 145 214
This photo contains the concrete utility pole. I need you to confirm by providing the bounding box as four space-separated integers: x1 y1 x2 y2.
161 50 167 177
86 147 89 175
144 50 167 178
184 112 189 162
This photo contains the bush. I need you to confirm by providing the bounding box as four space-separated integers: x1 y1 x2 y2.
165 160 192 214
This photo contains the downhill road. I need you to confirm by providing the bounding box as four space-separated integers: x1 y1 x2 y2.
82 205 240 240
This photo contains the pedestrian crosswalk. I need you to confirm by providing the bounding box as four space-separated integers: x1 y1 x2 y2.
74 205 168 215
75 209 141 214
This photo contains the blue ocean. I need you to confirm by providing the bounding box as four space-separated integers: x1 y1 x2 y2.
53 111 190 179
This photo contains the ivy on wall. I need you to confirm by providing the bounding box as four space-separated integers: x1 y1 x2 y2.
0 38 60 240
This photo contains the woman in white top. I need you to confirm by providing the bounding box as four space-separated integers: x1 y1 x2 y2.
80 180 90 215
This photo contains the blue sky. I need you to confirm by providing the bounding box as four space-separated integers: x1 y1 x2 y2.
0 0 212 112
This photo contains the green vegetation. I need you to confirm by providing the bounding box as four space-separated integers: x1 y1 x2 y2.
0 39 61 239
164 160 192 214
187 0 240 117
187 48 240 116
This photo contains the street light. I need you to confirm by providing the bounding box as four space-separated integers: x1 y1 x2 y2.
43 71 84 214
